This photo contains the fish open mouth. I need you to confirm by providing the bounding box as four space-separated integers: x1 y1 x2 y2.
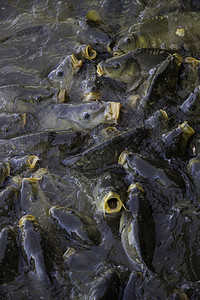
27 155 39 169
83 45 97 60
97 63 107 76
19 214 36 227
103 191 123 213
71 54 83 70
105 102 121 124
113 50 124 56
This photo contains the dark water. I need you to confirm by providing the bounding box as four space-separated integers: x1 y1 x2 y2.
1 0 200 299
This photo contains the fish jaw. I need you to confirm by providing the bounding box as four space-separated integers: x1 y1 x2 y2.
97 63 107 76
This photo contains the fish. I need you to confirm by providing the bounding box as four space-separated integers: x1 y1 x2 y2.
20 178 51 223
49 205 101 246
0 227 19 283
88 269 120 300
187 156 200 195
180 86 200 116
144 109 169 135
0 130 90 159
118 151 185 189
0 186 18 220
37 101 121 131
124 183 155 270
62 126 149 172
113 12 200 54
0 85 59 113
0 112 26 139
97 48 179 93
0 162 10 187
47 54 83 90
19 215 50 285
9 155 39 174
161 121 195 156
92 171 126 214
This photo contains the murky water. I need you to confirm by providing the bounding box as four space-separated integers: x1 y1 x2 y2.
1 0 200 299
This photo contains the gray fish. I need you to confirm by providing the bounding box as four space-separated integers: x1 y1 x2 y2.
37 101 121 131
0 227 19 283
47 54 82 90
49 205 101 246
0 85 58 113
19 215 50 285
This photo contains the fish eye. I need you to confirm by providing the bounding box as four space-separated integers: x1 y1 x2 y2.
113 63 121 70
83 112 91 119
125 37 131 44
56 70 64 77
35 95 43 102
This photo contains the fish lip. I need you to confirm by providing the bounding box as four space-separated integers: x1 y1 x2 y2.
178 121 195 137
103 191 123 213
127 182 145 194
105 102 121 124
71 54 83 70
19 214 36 227
113 50 125 56
27 155 39 169
83 92 102 101
82 45 97 60
118 150 130 165
97 63 107 76
48 205 60 216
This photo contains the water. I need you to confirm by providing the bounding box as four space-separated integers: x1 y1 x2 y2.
1 0 200 299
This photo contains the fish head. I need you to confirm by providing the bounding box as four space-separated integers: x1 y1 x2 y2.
97 53 141 85
55 101 121 130
180 86 200 115
113 31 139 54
48 55 82 89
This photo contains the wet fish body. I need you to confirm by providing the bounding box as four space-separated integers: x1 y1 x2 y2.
37 101 120 131
114 12 200 53
49 206 101 246
0 227 19 283
62 127 149 172
19 215 50 285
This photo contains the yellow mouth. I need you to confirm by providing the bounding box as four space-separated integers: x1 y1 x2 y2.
84 92 102 101
101 126 119 137
71 54 83 70
97 63 107 76
58 89 66 103
27 155 39 169
103 191 124 213
48 205 60 216
82 45 97 60
184 56 200 67
19 214 36 227
179 121 195 138
113 50 124 56
127 182 145 194
105 102 121 124
118 150 130 165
